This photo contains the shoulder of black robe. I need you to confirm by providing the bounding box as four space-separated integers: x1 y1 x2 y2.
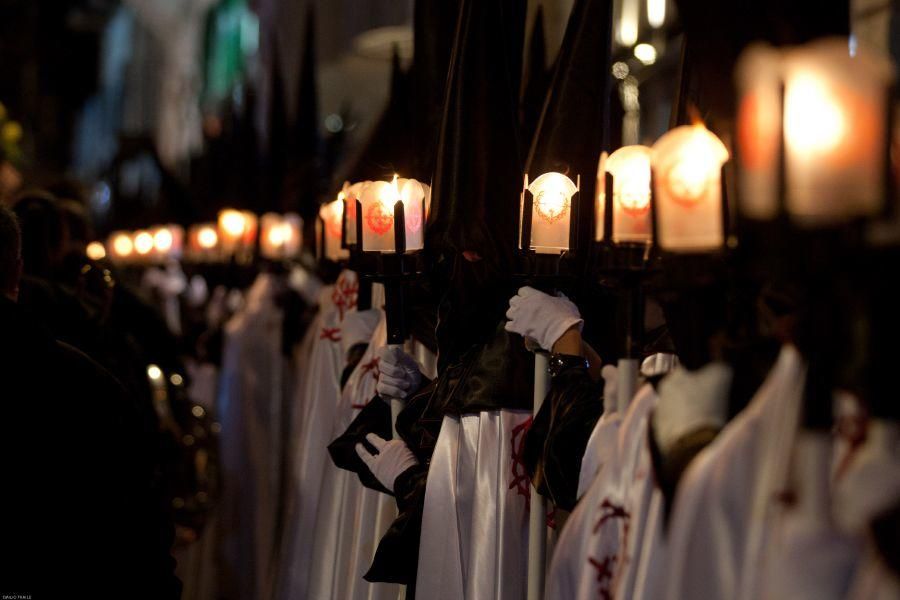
437 322 535 415
523 360 604 510
326 375 442 585
342 323 535 583
0 297 181 598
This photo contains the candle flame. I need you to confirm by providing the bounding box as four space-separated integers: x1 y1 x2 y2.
785 75 845 154
528 172 578 223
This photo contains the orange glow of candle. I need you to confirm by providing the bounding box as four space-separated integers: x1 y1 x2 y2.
651 123 729 252
134 230 154 256
606 145 652 244
86 241 106 261
523 172 579 254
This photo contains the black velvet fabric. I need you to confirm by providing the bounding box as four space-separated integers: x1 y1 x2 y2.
524 0 614 260
425 0 525 269
328 322 533 584
523 362 604 511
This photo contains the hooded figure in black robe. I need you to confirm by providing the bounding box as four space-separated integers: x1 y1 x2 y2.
513 0 615 511
328 0 536 593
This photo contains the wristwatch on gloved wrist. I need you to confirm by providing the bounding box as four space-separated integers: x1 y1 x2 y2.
548 353 590 378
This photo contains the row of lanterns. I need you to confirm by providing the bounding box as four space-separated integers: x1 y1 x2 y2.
99 210 303 265
521 120 729 256
91 37 893 271
521 36 894 258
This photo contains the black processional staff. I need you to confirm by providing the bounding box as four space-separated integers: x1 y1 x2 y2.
340 181 374 311
350 175 429 436
516 167 583 600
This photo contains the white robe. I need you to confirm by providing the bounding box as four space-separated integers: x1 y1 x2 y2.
217 273 289 600
275 278 346 600
543 384 656 600
416 409 533 600
307 298 407 600
545 410 622 599
662 345 805 600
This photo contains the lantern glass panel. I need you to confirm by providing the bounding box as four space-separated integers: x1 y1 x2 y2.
525 171 578 254
735 44 782 220
606 145 653 244
651 124 729 252
399 178 425 251
320 199 349 260
782 38 893 225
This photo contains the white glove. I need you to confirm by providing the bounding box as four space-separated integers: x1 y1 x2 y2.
375 345 423 401
355 433 419 492
505 286 583 351
340 309 381 355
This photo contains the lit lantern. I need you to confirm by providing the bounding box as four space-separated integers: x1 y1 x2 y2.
196 225 218 250
217 208 257 258
736 38 894 226
134 230 154 258
604 145 653 244
151 224 184 259
218 208 245 248
319 197 350 261
520 172 580 254
109 231 134 262
261 212 302 260
358 175 427 253
651 124 729 252
86 241 106 261
187 223 219 261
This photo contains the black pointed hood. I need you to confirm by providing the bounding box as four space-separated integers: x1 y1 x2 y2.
671 0 849 128
520 6 550 147
427 0 526 269
289 6 321 221
341 47 414 183
410 0 462 182
426 0 526 371
525 0 613 254
264 42 290 214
